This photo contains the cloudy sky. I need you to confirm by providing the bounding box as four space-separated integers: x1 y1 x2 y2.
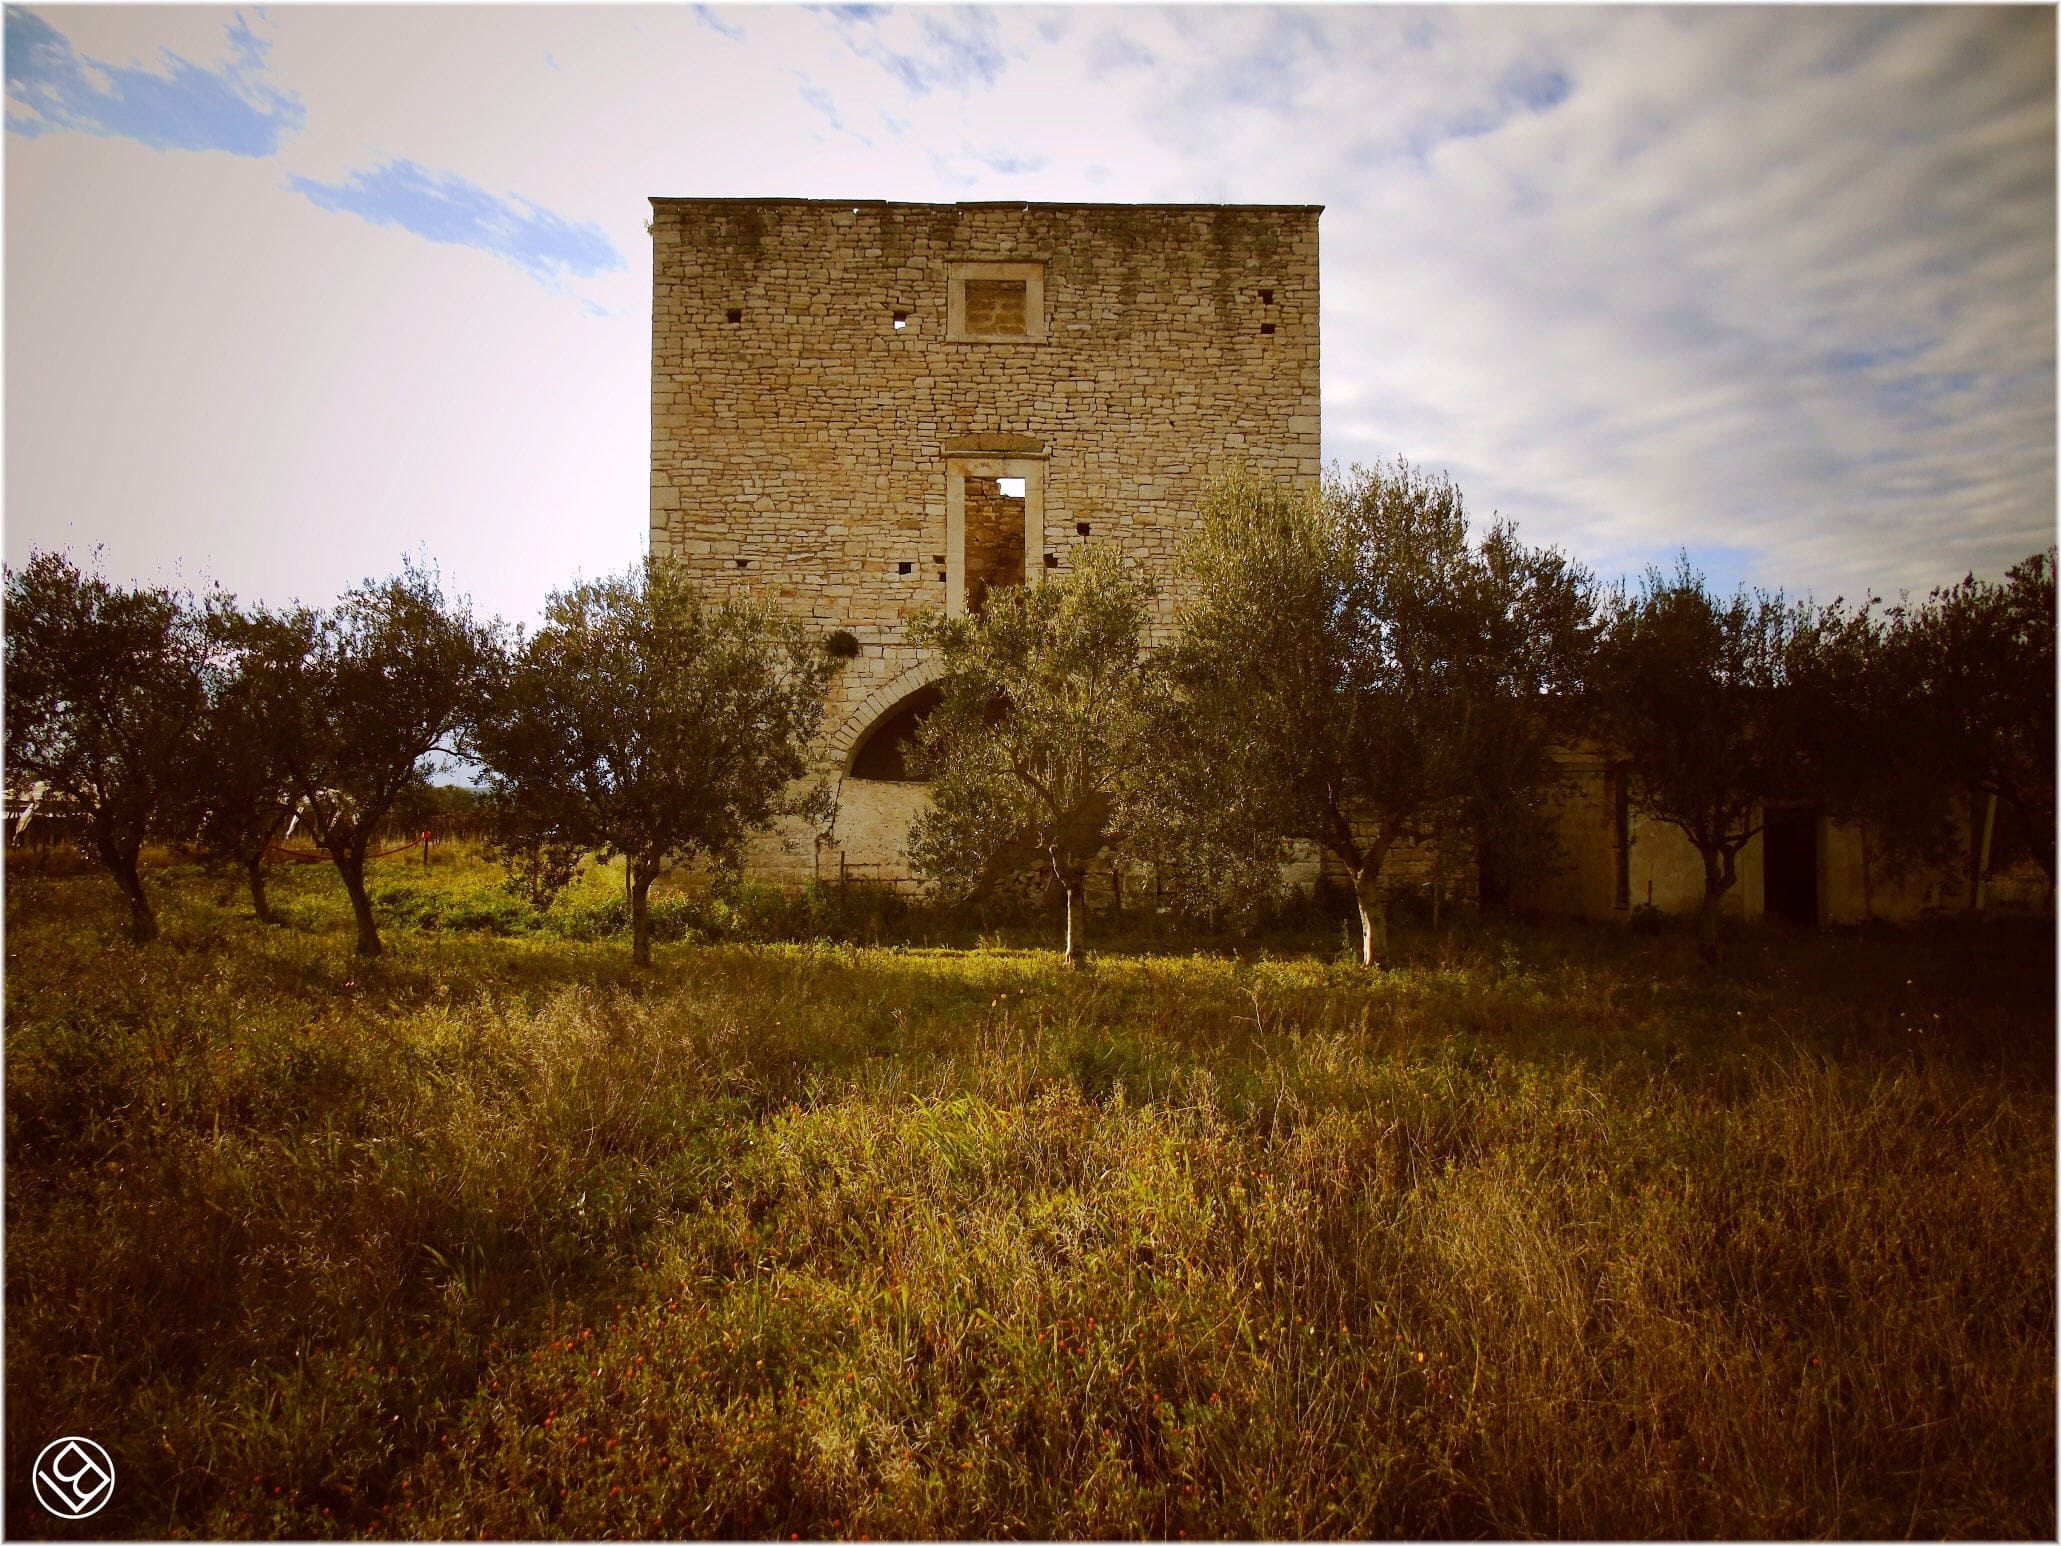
6 3 2053 624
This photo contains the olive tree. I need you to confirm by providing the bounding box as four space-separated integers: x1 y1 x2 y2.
1779 594 1959 919
247 562 499 957
1589 560 1806 962
908 545 1160 967
183 600 309 924
1165 462 1593 966
476 558 840 966
3 551 211 942
1899 550 2055 893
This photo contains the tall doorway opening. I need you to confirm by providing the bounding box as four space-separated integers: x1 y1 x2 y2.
1762 806 1820 925
945 455 1043 617
963 477 1026 614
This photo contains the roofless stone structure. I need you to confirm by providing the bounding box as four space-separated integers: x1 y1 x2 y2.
648 197 1321 883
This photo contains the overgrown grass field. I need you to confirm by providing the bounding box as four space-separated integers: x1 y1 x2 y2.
6 852 2054 1538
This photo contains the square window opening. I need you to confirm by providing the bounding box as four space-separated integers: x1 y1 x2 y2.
1259 288 1275 305
734 558 751 569
1260 322 1276 336
1044 553 1060 569
1076 521 1091 536
962 279 1028 337
893 311 908 331
948 261 1045 342
898 560 913 575
997 477 1026 499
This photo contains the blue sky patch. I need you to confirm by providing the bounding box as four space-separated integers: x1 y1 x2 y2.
287 160 624 285
5 6 304 155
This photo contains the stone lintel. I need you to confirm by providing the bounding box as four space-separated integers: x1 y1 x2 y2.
942 434 1048 458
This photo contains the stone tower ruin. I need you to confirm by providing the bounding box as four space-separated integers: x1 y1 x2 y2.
647 197 1322 883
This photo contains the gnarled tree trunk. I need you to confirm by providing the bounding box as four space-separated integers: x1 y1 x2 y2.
1697 845 1738 965
1062 877 1086 969
1352 869 1388 968
246 852 277 925
1339 825 1398 969
630 859 656 967
101 834 157 944
337 849 381 957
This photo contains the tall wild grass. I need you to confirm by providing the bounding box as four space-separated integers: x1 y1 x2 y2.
5 855 2053 1537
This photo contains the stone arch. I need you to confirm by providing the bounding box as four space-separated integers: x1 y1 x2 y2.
823 663 946 879
825 656 946 774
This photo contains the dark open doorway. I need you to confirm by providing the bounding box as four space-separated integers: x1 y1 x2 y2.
1763 806 1819 925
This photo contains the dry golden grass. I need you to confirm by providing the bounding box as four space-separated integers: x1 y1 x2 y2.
5 854 2053 1538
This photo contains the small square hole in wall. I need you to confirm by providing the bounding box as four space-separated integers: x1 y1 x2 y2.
1076 521 1091 536
898 561 913 575
893 311 908 331
937 570 947 582
932 554 945 565
1259 288 1274 305
997 477 1026 498
735 558 751 569
1044 553 1059 569
725 308 743 324
1260 322 1276 336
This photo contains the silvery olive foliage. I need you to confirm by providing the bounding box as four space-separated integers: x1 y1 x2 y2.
4 551 213 941
237 560 501 957
477 557 842 966
907 544 1163 967
1162 461 1595 966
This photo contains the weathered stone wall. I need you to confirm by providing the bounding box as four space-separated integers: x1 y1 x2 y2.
648 198 1322 883
1515 747 1997 926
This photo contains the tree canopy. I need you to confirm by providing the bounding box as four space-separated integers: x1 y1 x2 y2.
1163 462 1594 965
1898 550 2056 890
476 558 840 966
243 561 499 956
182 599 311 925
908 545 1161 966
1587 561 1812 959
4 551 212 941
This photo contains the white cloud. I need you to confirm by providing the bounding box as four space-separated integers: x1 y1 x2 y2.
5 4 2052 624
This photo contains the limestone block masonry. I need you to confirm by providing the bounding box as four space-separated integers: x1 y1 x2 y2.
648 198 1322 883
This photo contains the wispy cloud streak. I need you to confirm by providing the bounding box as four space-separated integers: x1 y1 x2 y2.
4 5 304 155
287 160 624 285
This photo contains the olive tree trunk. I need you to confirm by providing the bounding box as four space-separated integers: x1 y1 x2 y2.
630 860 656 967
1062 879 1086 969
1350 869 1391 968
246 852 277 925
337 849 382 957
101 834 158 944
1697 846 1738 965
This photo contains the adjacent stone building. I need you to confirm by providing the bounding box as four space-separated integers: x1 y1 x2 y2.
1512 749 2037 926
648 197 1322 884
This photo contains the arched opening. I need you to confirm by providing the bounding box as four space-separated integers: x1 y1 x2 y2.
848 684 943 782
